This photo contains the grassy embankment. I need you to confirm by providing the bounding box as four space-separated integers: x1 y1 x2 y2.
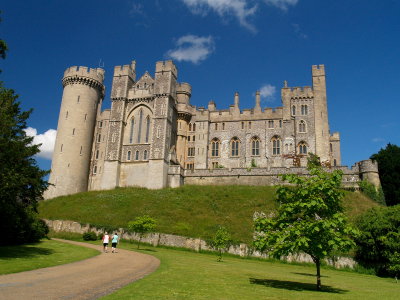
0 239 99 275
39 185 378 244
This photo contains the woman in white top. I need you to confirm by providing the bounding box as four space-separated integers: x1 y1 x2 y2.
102 232 110 253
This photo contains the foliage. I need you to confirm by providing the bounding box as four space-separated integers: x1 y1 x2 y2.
82 231 98 241
254 161 358 290
359 180 386 205
0 28 49 245
210 226 232 261
127 215 157 249
370 143 400 206
355 205 400 277
251 158 257 168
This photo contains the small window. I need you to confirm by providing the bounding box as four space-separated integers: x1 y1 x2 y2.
79 146 82 155
95 150 99 159
241 122 244 129
268 120 274 129
60 144 63 152
231 137 240 157
93 165 97 174
301 105 308 115
222 123 225 130
135 150 139 160
212 162 219 169
188 136 191 142
249 122 251 129
144 150 148 160
84 114 87 121
299 142 307 154
193 123 196 131
251 137 260 156
211 138 220 157
299 120 306 133
189 123 192 131
272 136 281 155
187 147 195 157
99 121 103 128
215 123 218 130
72 128 75 135
330 143 333 153
186 163 194 170
292 105 296 115
65 111 68 119
279 120 282 128
97 134 101 143
193 135 196 142
334 159 337 166
77 95 80 103
127 151 131 161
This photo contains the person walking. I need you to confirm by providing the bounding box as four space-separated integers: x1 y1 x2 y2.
111 232 119 253
102 232 110 253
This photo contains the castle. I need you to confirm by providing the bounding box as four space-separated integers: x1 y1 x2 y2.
44 60 380 199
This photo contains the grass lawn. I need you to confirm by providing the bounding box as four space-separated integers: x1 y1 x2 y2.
96 241 398 300
39 185 378 244
0 239 99 275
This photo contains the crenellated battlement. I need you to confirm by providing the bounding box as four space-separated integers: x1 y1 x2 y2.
63 66 105 82
282 86 314 99
113 60 136 79
330 132 340 141
312 64 325 76
155 60 178 77
358 159 379 173
176 82 192 96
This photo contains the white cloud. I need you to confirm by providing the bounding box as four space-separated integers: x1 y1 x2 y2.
166 35 215 64
292 23 308 39
263 0 298 11
181 0 258 32
259 84 276 102
372 137 385 143
24 127 57 160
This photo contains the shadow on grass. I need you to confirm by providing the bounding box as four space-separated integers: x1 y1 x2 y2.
0 244 55 259
141 248 157 252
249 278 348 294
292 272 329 278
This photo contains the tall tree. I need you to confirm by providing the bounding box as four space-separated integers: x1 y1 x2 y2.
0 15 49 245
253 160 357 290
371 143 400 206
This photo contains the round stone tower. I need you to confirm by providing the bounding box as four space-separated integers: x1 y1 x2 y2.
358 159 381 188
44 66 105 199
176 82 192 167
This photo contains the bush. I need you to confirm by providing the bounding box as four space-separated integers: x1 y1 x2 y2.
355 205 400 277
359 180 386 205
82 231 98 241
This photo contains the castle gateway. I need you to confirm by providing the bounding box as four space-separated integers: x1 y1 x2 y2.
44 61 379 199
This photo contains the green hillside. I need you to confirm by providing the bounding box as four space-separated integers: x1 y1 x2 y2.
39 185 378 244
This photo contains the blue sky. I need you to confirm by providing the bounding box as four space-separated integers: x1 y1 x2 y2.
1 0 399 171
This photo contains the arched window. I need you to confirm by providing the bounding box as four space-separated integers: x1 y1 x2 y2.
129 118 135 144
211 138 220 157
292 105 296 115
251 136 260 156
137 109 143 143
299 120 306 133
189 123 192 131
298 141 307 154
145 116 150 143
231 137 240 157
193 123 196 131
127 151 131 161
135 150 139 160
271 136 281 155
144 150 148 160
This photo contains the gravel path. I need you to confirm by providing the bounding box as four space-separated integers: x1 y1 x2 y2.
0 239 160 300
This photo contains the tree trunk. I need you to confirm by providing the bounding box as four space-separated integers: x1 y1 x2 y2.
138 235 141 249
316 257 321 290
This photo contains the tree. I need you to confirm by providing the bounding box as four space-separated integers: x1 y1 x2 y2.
358 180 385 205
253 160 357 290
371 144 400 206
127 215 157 249
211 226 232 262
0 19 49 245
355 205 400 277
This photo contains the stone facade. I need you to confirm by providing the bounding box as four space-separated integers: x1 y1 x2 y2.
45 60 379 199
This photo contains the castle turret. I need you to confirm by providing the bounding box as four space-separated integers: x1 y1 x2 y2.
176 82 192 167
254 91 261 113
312 65 330 163
359 160 381 188
45 66 105 199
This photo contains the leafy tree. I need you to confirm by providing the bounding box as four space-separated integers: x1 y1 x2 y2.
253 161 357 290
371 144 400 206
355 205 400 277
0 21 49 245
127 215 157 249
211 226 232 262
358 180 385 205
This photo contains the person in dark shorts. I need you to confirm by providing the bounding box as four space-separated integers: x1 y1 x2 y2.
102 232 110 253
111 233 119 253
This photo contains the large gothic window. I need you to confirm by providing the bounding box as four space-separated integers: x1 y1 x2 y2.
298 141 307 154
137 109 143 143
230 137 240 157
251 136 260 156
211 138 220 157
301 105 308 115
271 136 281 155
299 120 306 133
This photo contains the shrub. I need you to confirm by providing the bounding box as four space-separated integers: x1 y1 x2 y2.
82 231 98 241
355 205 400 277
359 180 386 205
